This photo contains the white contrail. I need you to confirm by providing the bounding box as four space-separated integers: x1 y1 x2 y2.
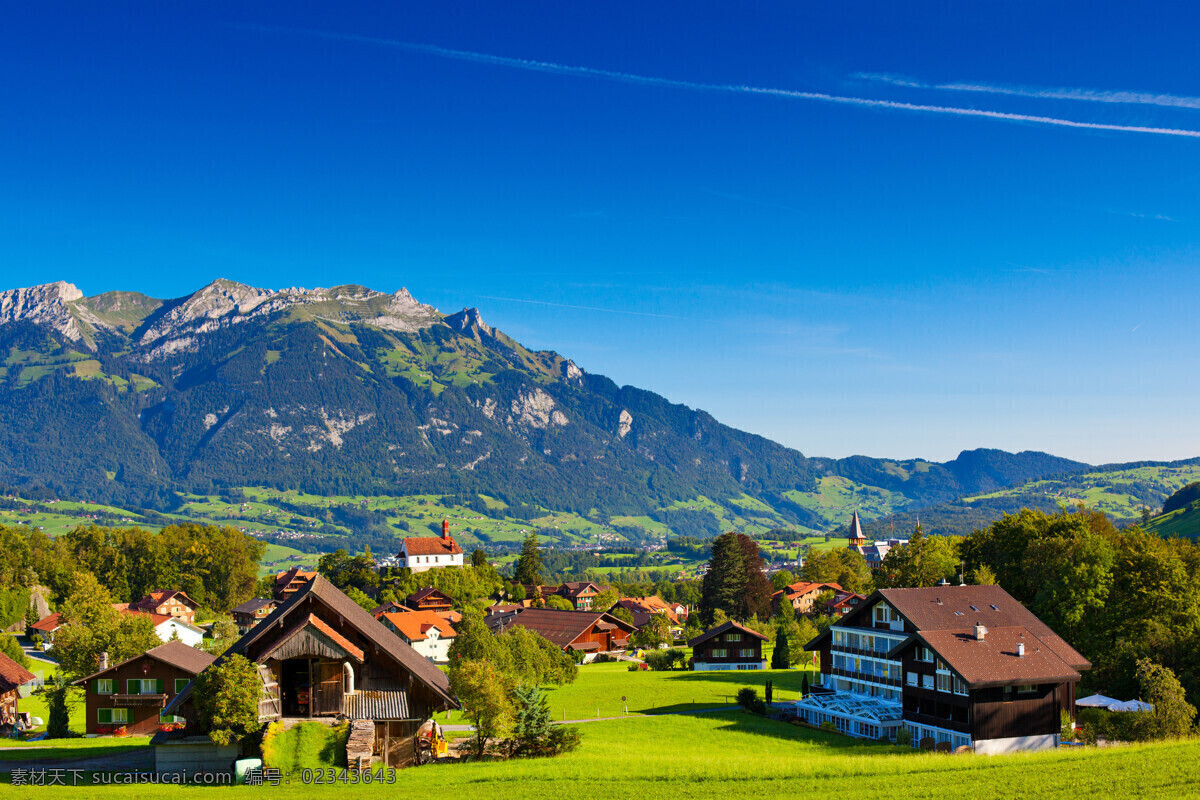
857 72 1200 111
249 27 1200 139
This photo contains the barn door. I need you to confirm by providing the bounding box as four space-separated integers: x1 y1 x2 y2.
315 661 344 715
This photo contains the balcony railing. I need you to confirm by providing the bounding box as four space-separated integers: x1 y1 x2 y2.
826 667 902 688
113 693 167 706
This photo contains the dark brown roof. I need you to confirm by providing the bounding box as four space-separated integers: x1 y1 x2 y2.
231 598 275 615
408 587 453 604
274 567 316 585
72 639 216 685
164 575 456 716
485 608 635 649
875 586 1090 670
903 626 1082 688
0 652 36 693
687 620 769 648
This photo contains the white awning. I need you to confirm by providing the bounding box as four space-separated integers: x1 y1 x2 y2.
1076 694 1121 708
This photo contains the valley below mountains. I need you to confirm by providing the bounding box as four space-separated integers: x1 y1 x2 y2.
0 278 1194 551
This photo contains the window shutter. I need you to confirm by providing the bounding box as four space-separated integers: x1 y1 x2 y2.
93 680 100 694
99 708 111 724
156 679 164 693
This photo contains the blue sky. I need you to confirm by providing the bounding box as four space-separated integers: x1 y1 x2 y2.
2 1 1198 464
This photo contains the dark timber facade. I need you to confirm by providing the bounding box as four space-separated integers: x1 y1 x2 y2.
800 585 1090 753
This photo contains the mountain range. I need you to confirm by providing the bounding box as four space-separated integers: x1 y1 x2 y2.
0 278 1180 542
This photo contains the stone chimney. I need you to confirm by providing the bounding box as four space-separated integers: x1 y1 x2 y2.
974 624 987 641
98 651 109 670
1017 642 1025 657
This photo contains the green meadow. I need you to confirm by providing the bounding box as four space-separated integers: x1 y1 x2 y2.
13 711 1200 799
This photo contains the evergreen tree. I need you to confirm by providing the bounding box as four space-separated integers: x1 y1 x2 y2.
736 534 774 620
514 533 544 586
45 672 71 739
699 532 746 626
771 621 791 669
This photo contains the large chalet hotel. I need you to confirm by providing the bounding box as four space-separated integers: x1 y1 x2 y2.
798 583 1090 754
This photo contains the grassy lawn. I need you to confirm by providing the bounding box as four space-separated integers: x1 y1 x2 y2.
17 663 87 735
0 738 150 759
443 660 818 723
261 722 347 776
12 711 1200 798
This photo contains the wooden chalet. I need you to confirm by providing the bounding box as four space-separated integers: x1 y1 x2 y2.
165 575 457 767
825 591 867 617
773 581 842 615
274 567 317 601
485 608 635 656
0 652 36 732
231 598 277 635
800 585 1091 753
405 587 454 614
129 590 199 624
371 601 406 619
555 581 605 610
72 640 215 736
688 621 768 671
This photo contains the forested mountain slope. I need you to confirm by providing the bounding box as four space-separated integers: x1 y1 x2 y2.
0 279 1100 538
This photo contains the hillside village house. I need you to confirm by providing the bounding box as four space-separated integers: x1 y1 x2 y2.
486 608 635 657
405 587 454 614
380 611 457 663
164 575 457 767
0 652 36 732
274 567 317 601
797 585 1091 754
396 521 464 572
231 598 277 635
129 590 198 624
72 640 216 736
773 581 843 614
612 596 685 638
31 607 205 649
688 621 768 671
826 591 868 616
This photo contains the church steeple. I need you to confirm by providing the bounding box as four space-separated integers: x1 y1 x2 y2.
847 510 867 548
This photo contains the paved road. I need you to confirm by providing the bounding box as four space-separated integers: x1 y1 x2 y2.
0 746 155 774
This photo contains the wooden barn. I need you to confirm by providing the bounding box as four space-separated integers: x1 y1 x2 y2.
165 575 457 767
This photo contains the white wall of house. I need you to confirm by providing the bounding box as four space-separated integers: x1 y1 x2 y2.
398 549 464 573
973 734 1058 755
408 630 453 663
693 661 766 672
154 619 204 648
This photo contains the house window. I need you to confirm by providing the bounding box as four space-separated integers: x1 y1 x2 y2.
906 672 918 686
175 679 189 694
96 679 114 694
712 648 727 658
98 708 130 724
915 646 933 662
1016 684 1038 695
128 679 161 695
739 648 755 658
726 633 741 642
936 673 952 693
953 677 968 696
922 674 934 690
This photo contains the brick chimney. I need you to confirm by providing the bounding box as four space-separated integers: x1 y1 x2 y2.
442 519 450 541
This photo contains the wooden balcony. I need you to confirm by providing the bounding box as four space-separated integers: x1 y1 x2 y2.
113 693 167 706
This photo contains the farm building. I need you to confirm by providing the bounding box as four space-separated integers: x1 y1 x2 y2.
380 611 457 663
688 621 768 671
72 640 215 736
485 608 635 656
274 567 317 601
163 575 457 768
799 585 1091 754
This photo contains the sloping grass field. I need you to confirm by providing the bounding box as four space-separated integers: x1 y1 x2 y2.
12 711 1200 799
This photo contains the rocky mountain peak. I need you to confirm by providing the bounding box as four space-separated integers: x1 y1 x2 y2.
445 307 492 341
0 281 91 342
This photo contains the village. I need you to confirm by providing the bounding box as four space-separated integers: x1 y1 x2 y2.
2 508 1179 791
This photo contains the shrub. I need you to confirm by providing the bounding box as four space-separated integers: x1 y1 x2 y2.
895 727 912 746
193 654 264 746
736 687 759 712
819 721 837 733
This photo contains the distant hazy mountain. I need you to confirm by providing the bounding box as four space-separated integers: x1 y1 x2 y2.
0 279 1093 531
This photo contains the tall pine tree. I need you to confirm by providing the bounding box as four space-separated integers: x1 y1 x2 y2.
699 532 746 626
513 533 544 586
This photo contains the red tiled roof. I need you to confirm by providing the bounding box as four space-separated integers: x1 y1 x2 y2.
776 581 842 599
72 639 217 685
275 567 317 585
0 652 36 694
383 611 456 642
30 612 62 633
905 626 1082 688
400 536 463 557
130 590 196 612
